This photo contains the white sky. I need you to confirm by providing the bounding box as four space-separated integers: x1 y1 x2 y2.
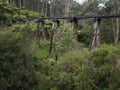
74 0 106 8
74 0 85 4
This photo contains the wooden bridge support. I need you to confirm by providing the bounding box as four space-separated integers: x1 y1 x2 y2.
70 17 78 41
41 21 46 46
36 20 46 47
49 20 60 54
12 19 16 24
36 21 41 47
49 20 56 54
53 20 61 44
89 18 101 51
23 19 27 24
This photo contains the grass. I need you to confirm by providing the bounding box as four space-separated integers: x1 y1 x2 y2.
36 46 49 60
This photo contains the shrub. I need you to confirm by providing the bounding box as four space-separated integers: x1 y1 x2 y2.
0 29 37 90
91 44 120 89
51 49 95 90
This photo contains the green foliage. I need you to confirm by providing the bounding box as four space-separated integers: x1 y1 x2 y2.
1 1 120 90
0 3 17 19
70 1 81 16
44 20 53 38
13 14 26 18
32 49 95 90
28 11 40 18
44 20 53 29
1 25 120 90
0 2 40 20
1 3 18 12
32 59 56 90
91 44 120 89
100 19 113 44
56 23 79 55
9 21 37 32
35 46 49 60
0 27 37 90
32 44 120 90
51 49 94 90
20 9 28 15
3 13 12 18
78 21 92 45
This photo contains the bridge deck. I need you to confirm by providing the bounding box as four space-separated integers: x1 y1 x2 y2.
12 14 120 21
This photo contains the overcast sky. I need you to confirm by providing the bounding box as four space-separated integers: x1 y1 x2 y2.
74 0 85 4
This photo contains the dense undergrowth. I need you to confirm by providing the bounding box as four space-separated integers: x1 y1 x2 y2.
1 24 120 90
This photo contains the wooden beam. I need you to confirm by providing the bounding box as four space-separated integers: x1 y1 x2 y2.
12 14 120 22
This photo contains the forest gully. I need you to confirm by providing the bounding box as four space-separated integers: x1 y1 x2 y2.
1 0 120 90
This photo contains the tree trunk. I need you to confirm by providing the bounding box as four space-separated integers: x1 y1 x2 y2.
18 0 21 8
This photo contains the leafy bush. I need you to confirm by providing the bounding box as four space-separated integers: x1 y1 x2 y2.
56 23 79 55
28 11 40 18
0 29 37 90
0 2 40 21
50 49 95 90
91 44 120 89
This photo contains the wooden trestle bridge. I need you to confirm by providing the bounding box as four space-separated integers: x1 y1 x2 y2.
12 14 120 53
